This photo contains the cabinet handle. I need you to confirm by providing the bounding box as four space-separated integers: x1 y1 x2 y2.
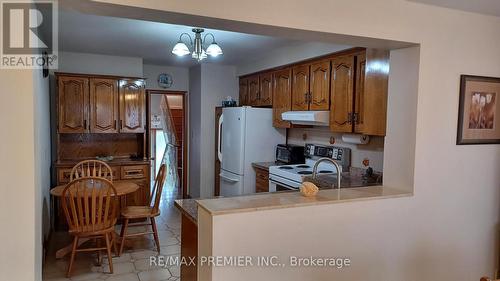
120 120 123 129
353 113 359 124
84 120 87 130
304 92 308 103
114 120 117 129
347 112 352 124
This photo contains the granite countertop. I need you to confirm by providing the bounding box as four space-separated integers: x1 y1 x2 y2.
197 186 411 216
252 161 286 171
174 199 198 224
303 169 382 189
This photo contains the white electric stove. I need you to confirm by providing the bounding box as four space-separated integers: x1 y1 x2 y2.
268 144 351 192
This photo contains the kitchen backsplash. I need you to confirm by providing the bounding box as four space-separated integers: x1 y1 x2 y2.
287 127 384 172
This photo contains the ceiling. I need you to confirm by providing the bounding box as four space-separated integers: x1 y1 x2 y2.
58 9 341 67
409 0 500 17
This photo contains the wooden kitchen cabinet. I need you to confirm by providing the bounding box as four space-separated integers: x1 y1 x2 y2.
119 79 146 133
330 55 355 133
361 49 389 136
241 74 273 107
330 49 389 136
258 72 273 106
291 64 310 111
89 78 119 133
237 47 389 136
57 76 89 133
272 68 292 128
247 75 260 106
354 52 366 133
255 167 269 193
239 78 248 106
309 60 331 110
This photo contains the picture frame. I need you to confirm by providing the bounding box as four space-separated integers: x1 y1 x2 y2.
457 75 500 145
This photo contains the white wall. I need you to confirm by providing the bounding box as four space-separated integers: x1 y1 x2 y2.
90 0 500 280
236 42 351 76
189 63 239 198
0 69 37 281
34 68 52 259
143 64 189 91
189 65 202 198
57 51 143 77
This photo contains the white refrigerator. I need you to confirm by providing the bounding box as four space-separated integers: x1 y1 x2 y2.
217 107 285 196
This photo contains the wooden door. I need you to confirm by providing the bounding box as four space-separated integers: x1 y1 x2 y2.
239 78 248 106
89 78 119 133
330 55 355 133
57 76 89 133
258 72 273 107
119 79 146 133
354 52 366 133
309 60 331 110
292 64 310 110
214 107 223 196
272 68 292 128
247 75 260 106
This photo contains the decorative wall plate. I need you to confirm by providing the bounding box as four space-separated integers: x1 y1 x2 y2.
158 73 173 88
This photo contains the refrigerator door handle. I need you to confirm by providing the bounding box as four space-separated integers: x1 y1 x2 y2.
217 114 223 162
220 173 239 183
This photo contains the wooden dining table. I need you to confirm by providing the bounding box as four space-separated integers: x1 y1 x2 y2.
50 181 139 259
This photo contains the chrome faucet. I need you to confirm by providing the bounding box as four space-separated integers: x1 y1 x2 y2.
312 158 342 189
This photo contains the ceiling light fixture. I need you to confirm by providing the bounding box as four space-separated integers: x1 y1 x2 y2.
172 28 223 62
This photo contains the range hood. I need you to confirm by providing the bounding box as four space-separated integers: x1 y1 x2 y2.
281 111 330 126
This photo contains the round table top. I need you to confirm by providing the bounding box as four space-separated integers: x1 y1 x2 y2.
50 181 139 197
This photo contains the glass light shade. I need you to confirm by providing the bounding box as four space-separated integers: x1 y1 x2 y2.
192 49 207 61
172 41 190 56
206 42 223 57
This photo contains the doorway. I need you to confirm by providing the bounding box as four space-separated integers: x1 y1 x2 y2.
147 90 188 198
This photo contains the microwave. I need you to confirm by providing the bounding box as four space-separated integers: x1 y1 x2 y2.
275 144 305 164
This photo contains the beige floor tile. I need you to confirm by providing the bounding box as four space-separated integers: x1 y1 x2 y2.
138 269 171 281
98 262 135 275
130 249 160 260
105 273 140 281
159 245 180 256
133 258 166 272
167 266 180 278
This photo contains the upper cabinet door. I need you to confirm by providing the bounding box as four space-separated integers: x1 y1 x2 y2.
309 60 331 110
259 73 273 107
291 65 310 111
90 78 119 133
354 52 366 133
239 78 248 106
330 55 355 133
247 75 260 106
58 76 89 133
272 68 292 128
119 79 146 133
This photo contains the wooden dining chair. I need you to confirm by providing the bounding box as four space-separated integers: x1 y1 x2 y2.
71 160 114 182
119 164 167 256
61 177 119 277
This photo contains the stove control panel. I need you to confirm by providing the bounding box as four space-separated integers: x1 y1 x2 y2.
304 144 351 169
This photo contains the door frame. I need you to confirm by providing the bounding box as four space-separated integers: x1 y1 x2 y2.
146 90 188 199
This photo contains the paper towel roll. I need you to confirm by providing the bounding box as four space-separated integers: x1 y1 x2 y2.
342 134 370 144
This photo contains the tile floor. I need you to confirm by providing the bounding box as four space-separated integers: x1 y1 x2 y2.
43 184 182 281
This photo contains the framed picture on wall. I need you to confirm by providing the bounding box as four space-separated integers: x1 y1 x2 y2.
457 75 500 145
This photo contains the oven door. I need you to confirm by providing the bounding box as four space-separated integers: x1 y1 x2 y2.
268 175 300 192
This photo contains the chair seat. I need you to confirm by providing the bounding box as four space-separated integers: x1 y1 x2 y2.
69 222 116 236
121 206 159 219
